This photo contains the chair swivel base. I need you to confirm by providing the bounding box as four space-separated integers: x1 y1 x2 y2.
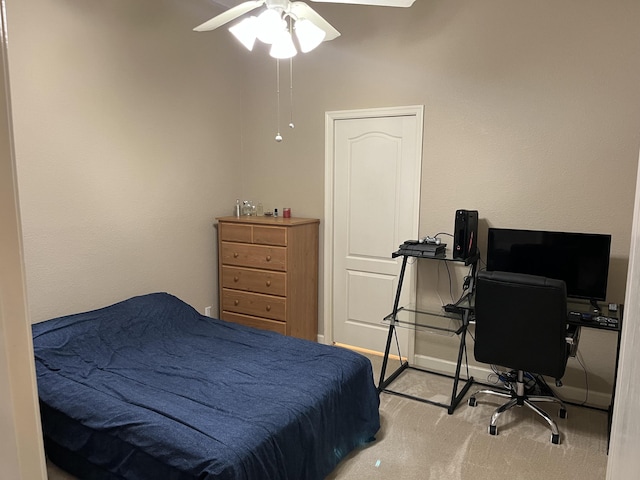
468 386 567 445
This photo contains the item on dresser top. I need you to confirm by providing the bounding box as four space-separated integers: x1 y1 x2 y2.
241 200 253 216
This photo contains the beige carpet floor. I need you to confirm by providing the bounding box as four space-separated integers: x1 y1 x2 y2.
47 353 609 480
328 354 608 480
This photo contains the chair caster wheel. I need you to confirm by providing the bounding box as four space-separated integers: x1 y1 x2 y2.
552 433 560 444
489 425 497 436
468 397 477 407
559 408 567 419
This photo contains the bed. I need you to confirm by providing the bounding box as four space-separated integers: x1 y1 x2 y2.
33 292 380 480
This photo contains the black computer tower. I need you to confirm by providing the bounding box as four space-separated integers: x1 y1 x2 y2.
453 209 478 260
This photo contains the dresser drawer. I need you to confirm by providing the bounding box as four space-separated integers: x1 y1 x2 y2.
220 242 286 271
221 289 287 321
253 226 287 246
219 223 252 243
219 222 287 246
221 266 287 296
221 311 286 335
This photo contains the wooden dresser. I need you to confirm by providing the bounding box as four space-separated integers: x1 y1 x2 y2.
216 216 319 341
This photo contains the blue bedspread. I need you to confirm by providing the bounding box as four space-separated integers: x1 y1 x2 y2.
33 293 380 480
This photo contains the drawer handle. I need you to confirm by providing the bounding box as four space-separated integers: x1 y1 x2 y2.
266 305 271 312
266 255 271 262
234 276 239 282
233 252 239 258
266 280 271 287
234 300 239 306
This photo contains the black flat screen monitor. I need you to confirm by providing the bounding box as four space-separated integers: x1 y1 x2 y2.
486 228 611 301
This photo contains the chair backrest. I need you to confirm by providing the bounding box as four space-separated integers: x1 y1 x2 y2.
474 270 568 379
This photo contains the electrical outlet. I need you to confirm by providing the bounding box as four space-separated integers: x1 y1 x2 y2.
204 306 212 317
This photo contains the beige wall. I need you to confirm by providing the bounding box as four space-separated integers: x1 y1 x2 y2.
0 0 46 477
4 0 640 461
237 1 640 404
7 0 244 322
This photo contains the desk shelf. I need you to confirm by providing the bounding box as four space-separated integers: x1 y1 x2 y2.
382 305 468 336
378 249 477 414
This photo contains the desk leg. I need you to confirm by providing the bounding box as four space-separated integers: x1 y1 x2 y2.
378 323 395 390
608 322 623 452
447 325 474 414
378 256 410 392
378 324 409 391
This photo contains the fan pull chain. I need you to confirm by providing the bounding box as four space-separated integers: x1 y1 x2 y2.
275 58 282 142
289 56 295 129
288 15 295 130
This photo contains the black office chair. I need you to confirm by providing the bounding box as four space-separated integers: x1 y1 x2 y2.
468 270 569 444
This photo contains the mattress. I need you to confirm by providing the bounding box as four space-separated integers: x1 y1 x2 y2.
33 292 380 480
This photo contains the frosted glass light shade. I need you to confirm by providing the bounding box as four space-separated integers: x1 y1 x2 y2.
229 16 258 51
270 30 297 59
294 18 326 53
256 9 285 44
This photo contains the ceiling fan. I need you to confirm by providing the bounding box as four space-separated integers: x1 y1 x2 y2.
194 0 416 58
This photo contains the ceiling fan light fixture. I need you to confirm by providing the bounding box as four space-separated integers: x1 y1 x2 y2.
256 8 286 44
229 16 258 51
294 18 326 53
270 30 297 59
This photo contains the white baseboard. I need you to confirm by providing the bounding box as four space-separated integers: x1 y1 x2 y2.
412 353 612 410
318 339 612 409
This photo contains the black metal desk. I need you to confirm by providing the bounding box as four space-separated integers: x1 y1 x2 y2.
377 249 478 414
566 303 623 450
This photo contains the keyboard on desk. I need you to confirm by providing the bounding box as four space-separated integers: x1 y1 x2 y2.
569 310 619 328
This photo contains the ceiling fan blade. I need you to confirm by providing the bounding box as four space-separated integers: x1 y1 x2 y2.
193 0 265 32
310 0 415 6
290 2 341 41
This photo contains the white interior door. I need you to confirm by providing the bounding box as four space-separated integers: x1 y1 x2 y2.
325 106 423 356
